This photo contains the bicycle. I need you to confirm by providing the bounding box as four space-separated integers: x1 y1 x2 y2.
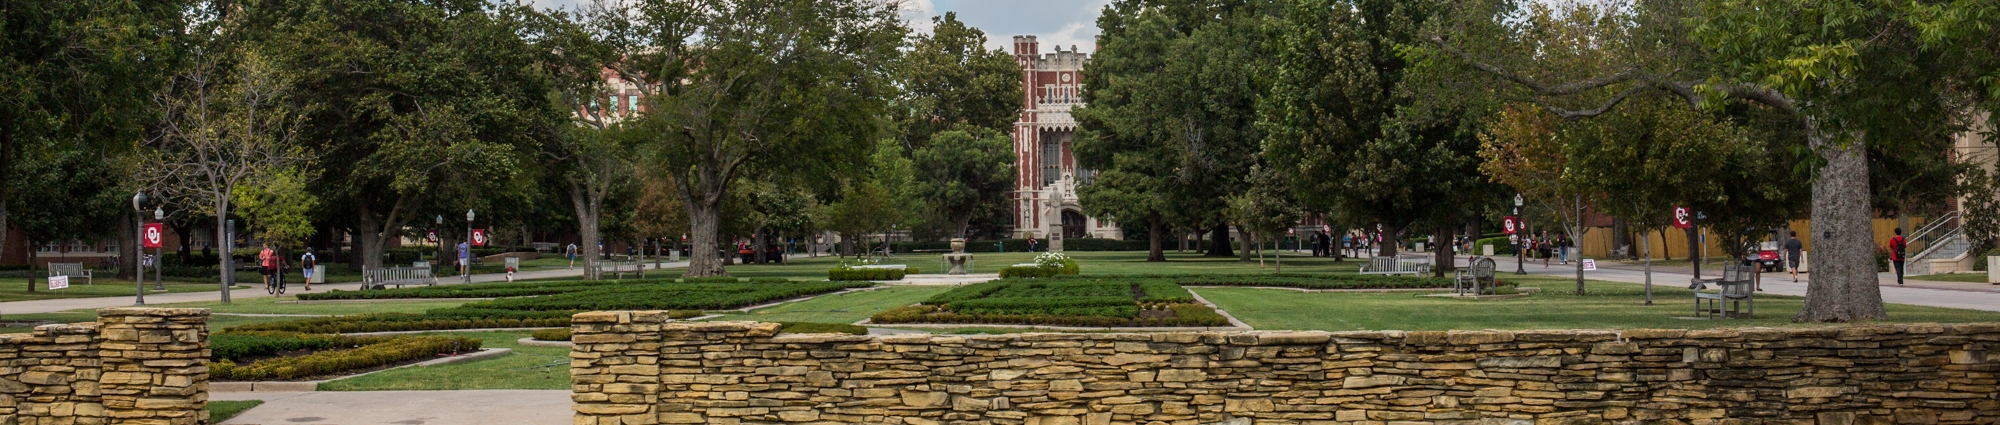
265 269 286 295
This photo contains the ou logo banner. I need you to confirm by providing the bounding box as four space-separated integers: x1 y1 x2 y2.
470 229 488 247
1672 206 1693 229
1502 216 1519 235
142 223 164 248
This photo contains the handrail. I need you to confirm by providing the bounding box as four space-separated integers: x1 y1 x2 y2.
1908 211 1961 255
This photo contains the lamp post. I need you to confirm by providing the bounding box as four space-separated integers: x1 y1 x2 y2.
1514 194 1527 275
154 207 165 290
435 215 444 265
464 209 475 284
131 191 148 306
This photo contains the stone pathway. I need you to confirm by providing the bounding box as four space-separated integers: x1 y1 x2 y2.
213 390 570 425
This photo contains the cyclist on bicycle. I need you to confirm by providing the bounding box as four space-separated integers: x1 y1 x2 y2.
259 244 280 294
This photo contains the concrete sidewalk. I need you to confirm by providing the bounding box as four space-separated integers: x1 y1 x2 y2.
1473 255 2000 312
214 390 570 425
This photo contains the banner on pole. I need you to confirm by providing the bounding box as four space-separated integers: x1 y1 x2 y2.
471 229 488 247
1672 206 1693 229
1502 216 1519 235
142 223 164 248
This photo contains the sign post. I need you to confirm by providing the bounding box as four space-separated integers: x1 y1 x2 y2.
49 275 69 290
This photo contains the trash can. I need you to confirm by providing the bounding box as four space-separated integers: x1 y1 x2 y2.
309 265 326 284
1483 244 1495 257
1989 256 1998 284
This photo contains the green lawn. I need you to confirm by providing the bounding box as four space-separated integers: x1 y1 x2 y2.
702 286 951 324
316 331 570 391
207 400 263 422
1197 275 2000 331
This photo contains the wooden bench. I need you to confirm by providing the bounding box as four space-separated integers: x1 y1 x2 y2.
1691 262 1755 318
1455 257 1497 295
363 265 435 290
1359 256 1430 276
48 263 92 285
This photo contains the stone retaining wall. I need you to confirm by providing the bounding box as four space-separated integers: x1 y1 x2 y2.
1 308 210 425
569 313 2000 425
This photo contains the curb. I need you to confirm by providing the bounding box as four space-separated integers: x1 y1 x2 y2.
212 348 512 393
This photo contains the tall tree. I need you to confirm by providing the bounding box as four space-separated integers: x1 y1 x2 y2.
528 7 637 280
1076 0 1271 261
1428 0 1972 321
577 0 904 276
2 0 186 274
912 128 1016 238
145 46 308 302
1262 0 1494 267
7 143 125 292
1228 165 1301 272
898 12 1023 149
243 0 557 271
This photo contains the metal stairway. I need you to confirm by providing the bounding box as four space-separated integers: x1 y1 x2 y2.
1905 212 1971 276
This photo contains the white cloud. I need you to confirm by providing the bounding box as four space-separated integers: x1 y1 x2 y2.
900 0 939 34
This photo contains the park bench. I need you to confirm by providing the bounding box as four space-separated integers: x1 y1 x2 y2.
1690 261 1755 318
532 242 558 253
1454 257 1498 295
48 263 92 285
363 265 436 290
603 259 645 280
1359 255 1430 276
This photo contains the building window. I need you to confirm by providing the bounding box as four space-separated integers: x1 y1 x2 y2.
627 95 638 114
1042 136 1061 186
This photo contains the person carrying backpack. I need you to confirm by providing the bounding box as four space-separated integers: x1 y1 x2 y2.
1890 228 1907 286
299 249 318 291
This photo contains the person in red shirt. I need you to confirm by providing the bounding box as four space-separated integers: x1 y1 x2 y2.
259 244 278 293
1889 228 1907 286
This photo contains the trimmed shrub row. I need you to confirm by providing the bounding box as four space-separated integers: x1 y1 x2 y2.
889 238 1149 253
229 314 572 335
465 282 870 311
531 328 571 342
868 304 1230 327
777 322 868 335
212 335 481 381
828 267 912 281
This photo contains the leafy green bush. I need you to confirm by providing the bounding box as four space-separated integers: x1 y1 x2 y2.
530 328 571 341
212 336 481 381
880 278 1225 327
890 239 1149 253
777 322 867 335
829 266 908 281
1165 274 1454 290
950 296 1139 318
211 332 391 362
465 282 868 311
1474 236 1514 255
998 265 1054 278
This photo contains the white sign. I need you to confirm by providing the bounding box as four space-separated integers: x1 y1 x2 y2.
49 275 69 290
1582 259 1597 271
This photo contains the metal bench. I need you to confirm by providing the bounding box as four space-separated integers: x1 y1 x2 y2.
48 263 92 285
1359 255 1430 276
1455 257 1497 295
603 260 645 280
363 265 436 290
1691 261 1755 318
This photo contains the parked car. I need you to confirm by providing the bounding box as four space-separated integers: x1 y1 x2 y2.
1749 241 1783 272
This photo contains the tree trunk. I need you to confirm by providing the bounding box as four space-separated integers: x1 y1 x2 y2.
357 216 386 271
1237 225 1252 262
1377 224 1400 257
1433 226 1454 278
753 228 768 264
1205 225 1234 257
26 244 37 292
570 181 604 280
118 210 137 280
683 198 726 277
1642 231 1653 305
215 207 233 303
1795 128 1886 322
1146 213 1165 262
1659 228 1671 261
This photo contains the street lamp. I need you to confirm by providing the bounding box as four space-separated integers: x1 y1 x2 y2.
1513 194 1527 275
131 191 149 306
464 209 475 283
153 207 165 290
435 215 444 264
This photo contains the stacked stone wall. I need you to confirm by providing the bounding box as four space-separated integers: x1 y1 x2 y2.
0 308 210 425
570 313 2000 425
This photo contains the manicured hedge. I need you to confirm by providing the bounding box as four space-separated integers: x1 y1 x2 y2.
777 322 867 335
228 313 572 334
828 267 913 281
465 282 869 311
212 335 481 381
890 239 1149 253
876 278 1227 327
1163 274 1457 290
531 328 571 341
211 332 391 362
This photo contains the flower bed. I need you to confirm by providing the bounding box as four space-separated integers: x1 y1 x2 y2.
868 278 1229 327
998 253 1081 278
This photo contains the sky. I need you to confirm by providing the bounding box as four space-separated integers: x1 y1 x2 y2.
522 0 1110 53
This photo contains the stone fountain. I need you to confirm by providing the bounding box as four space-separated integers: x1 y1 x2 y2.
943 238 972 275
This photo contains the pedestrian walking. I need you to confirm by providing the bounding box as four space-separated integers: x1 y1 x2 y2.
457 240 472 277
1785 231 1804 283
258 244 278 293
299 249 318 291
566 243 578 268
1890 228 1907 286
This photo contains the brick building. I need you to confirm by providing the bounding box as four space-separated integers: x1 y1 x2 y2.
1010 35 1120 241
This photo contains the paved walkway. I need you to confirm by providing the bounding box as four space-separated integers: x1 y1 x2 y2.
1477 255 2000 312
213 390 570 425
